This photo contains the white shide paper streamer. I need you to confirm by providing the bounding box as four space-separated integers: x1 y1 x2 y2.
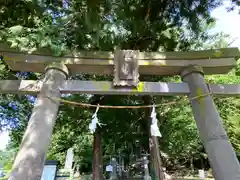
89 106 100 133
150 104 162 137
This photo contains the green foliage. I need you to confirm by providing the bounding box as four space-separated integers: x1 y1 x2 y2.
0 149 15 171
0 0 239 175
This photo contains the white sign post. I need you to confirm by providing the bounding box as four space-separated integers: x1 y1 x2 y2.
106 165 113 172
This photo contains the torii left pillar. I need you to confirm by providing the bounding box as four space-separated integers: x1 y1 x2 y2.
8 63 69 180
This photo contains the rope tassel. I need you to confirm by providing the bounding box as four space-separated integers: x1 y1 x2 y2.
150 104 162 137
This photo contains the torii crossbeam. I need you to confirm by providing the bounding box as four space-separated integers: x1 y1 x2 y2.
1 44 240 180
0 80 240 96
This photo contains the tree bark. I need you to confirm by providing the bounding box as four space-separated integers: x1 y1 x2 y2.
91 95 104 180
142 95 165 180
92 128 103 180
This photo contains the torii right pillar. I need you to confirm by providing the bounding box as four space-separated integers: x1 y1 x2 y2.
181 65 240 180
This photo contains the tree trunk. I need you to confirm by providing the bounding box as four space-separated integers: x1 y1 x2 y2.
92 128 103 180
142 95 165 180
91 95 105 180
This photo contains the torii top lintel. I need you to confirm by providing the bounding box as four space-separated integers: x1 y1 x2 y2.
1 43 239 75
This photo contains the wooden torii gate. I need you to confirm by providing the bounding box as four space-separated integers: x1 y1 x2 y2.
1 45 240 180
